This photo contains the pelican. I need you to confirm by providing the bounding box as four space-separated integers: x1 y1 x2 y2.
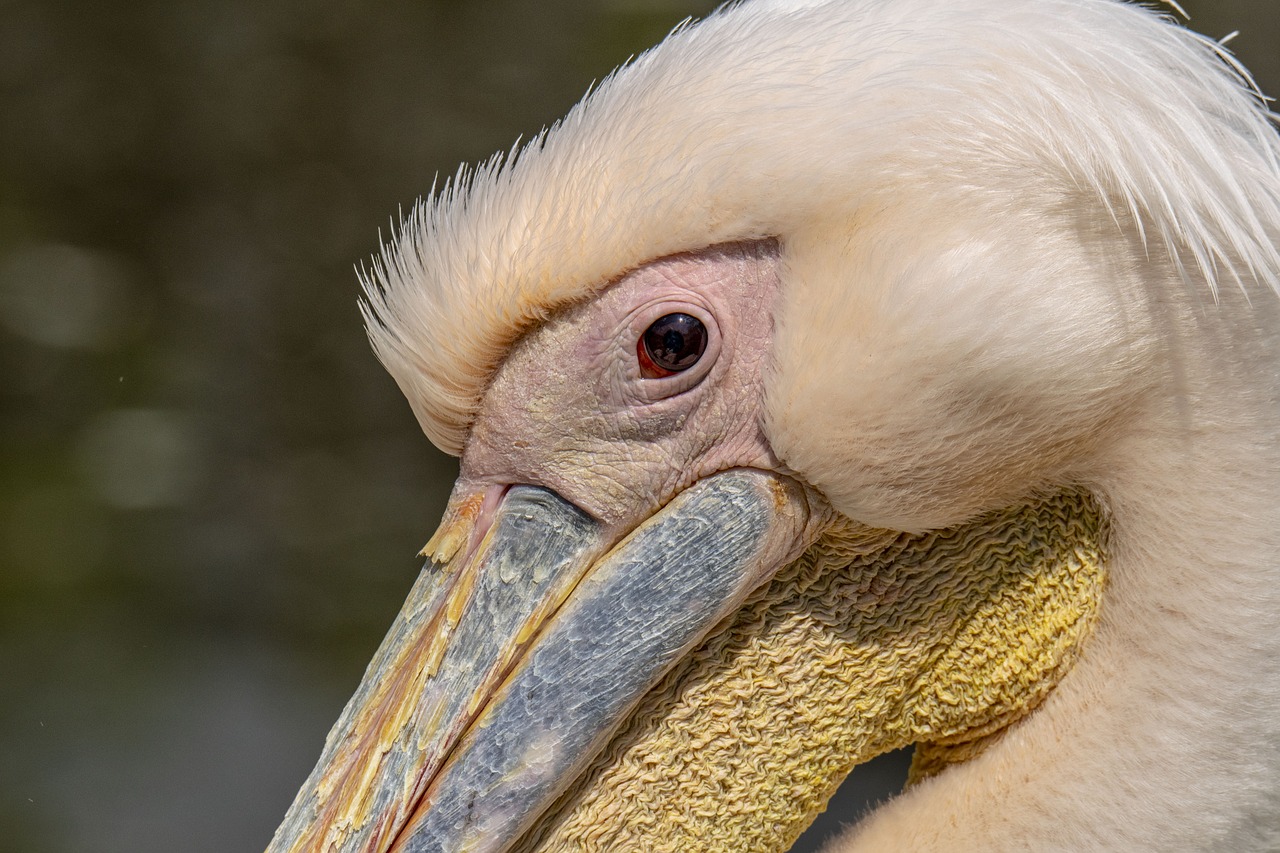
269 0 1280 849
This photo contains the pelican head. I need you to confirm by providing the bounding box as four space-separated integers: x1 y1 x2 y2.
269 0 1280 850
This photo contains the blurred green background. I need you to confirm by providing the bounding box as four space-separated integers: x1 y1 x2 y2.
1 1 1274 851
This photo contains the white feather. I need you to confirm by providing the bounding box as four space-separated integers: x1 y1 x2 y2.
362 0 1279 457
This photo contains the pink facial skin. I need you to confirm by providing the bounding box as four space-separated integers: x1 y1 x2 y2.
454 240 785 540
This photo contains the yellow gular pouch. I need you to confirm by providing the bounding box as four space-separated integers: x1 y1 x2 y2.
515 490 1108 853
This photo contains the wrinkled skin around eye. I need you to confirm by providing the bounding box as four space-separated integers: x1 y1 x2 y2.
456 241 785 535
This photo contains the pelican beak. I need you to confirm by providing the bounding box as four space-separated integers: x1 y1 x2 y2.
268 468 816 853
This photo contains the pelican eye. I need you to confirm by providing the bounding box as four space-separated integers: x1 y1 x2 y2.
638 313 708 377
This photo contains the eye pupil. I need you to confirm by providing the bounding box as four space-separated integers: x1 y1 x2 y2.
641 313 707 374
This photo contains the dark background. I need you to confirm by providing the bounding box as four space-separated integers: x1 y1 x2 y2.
2 2 1275 851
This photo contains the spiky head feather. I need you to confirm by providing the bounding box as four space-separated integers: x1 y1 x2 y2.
362 0 1280 490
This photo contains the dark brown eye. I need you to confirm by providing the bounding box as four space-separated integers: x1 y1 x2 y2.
638 312 708 377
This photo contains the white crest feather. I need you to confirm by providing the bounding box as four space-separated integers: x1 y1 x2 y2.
360 0 1280 455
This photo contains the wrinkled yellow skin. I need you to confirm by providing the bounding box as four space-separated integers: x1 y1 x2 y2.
518 491 1107 853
